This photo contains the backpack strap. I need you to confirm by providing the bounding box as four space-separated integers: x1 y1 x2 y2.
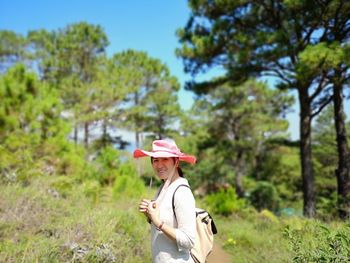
172 184 218 235
172 184 190 221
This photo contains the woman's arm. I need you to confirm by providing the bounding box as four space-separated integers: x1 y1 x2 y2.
146 202 178 241
153 217 177 241
146 186 196 250
173 186 196 250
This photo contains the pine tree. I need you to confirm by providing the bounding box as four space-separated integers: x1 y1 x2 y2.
176 0 349 217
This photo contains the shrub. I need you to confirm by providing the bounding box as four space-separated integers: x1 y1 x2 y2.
57 147 89 179
50 175 76 197
82 180 101 203
317 194 338 221
112 162 146 200
94 146 121 186
205 187 245 216
284 221 350 263
260 209 279 223
249 181 280 212
0 133 39 184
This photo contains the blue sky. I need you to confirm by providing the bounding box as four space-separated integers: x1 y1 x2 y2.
1 0 195 108
3 0 347 141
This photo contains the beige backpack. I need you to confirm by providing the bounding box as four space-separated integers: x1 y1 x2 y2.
172 185 218 263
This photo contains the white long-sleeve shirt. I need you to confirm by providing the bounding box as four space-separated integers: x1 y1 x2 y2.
151 177 196 263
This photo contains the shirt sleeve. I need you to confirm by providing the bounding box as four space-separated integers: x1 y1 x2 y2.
174 186 196 251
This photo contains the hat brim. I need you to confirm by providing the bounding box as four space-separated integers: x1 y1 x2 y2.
133 149 196 164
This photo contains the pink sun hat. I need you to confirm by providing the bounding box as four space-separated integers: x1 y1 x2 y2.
133 139 196 164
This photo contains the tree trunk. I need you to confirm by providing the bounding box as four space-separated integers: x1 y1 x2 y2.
74 125 78 144
333 82 350 219
234 149 245 198
134 91 140 149
102 120 107 148
235 170 244 198
298 88 316 217
84 122 89 148
135 131 140 149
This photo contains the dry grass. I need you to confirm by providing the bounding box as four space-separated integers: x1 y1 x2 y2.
0 176 152 263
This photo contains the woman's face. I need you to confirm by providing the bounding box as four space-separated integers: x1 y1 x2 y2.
151 157 177 180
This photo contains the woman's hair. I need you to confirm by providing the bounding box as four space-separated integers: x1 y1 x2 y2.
178 167 184 177
150 157 184 177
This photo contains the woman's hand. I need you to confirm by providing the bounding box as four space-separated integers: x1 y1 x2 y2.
139 199 161 226
147 201 161 226
139 199 151 214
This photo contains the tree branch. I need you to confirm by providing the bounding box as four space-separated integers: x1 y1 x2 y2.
311 95 333 119
263 67 294 86
310 73 328 102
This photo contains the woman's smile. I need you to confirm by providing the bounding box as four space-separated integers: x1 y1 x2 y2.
152 157 176 179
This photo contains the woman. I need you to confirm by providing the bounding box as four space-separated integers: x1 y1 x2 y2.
134 139 197 263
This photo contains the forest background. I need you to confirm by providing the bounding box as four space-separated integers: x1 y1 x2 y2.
1 1 350 262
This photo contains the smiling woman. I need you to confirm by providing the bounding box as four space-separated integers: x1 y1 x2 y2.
134 139 197 263
151 157 178 180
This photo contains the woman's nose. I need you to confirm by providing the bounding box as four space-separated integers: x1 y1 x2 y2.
156 160 163 167
154 160 165 167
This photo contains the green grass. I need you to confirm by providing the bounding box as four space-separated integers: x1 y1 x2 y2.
0 176 152 263
1 176 349 263
211 207 350 263
212 209 292 263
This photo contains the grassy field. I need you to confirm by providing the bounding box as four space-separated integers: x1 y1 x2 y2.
215 210 295 263
0 176 152 263
1 176 349 263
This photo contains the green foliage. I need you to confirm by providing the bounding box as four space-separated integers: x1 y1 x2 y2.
205 187 245 216
28 22 111 147
217 209 291 263
0 176 151 262
311 105 349 220
0 63 73 184
50 175 76 197
0 30 27 70
94 146 121 185
297 42 347 80
284 222 350 262
177 0 350 219
0 64 46 137
112 162 146 200
259 209 279 224
81 180 101 203
184 80 293 196
249 181 281 212
187 147 230 191
255 144 302 205
3 173 350 263
12 72 63 144
317 193 338 222
111 49 183 141
0 133 37 184
0 13 348 251
57 146 91 179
